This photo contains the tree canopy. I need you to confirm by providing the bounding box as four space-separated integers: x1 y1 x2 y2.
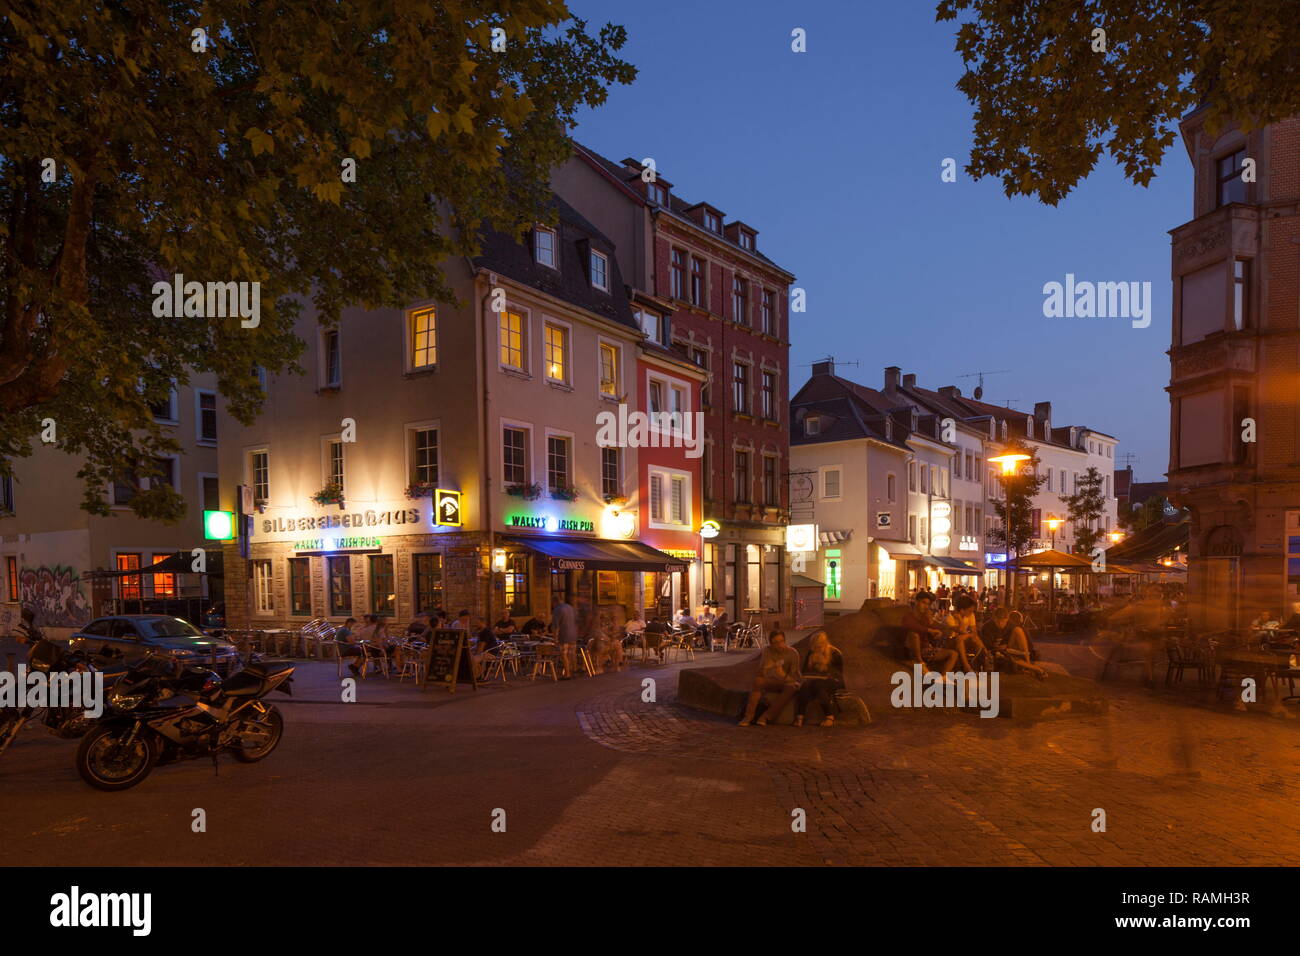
1062 465 1107 557
1 1 634 519
936 0 1300 205
987 441 1047 557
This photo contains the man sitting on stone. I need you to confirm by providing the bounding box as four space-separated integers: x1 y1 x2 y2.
739 630 803 727
901 592 957 676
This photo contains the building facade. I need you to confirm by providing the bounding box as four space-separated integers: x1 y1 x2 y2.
218 194 694 637
1167 111 1300 629
1 376 221 632
554 145 795 625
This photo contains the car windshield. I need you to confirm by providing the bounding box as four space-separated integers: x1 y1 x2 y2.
141 618 204 638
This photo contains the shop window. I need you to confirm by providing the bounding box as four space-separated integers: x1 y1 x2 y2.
413 553 443 613
746 544 762 611
152 552 176 598
117 553 142 601
370 554 395 617
824 549 842 601
504 553 530 615
763 546 782 612
288 558 311 616
252 559 273 613
328 556 352 616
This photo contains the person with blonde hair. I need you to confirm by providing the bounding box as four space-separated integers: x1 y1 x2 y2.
1003 610 1047 680
794 630 844 727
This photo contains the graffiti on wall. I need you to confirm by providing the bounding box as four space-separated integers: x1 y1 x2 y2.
20 565 93 627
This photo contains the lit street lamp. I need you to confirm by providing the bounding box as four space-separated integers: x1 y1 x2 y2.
1046 516 1062 550
988 449 1031 608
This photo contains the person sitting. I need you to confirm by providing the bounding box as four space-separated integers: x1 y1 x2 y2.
404 612 432 642
521 616 548 638
979 606 1010 655
945 594 988 671
494 617 518 638
450 609 472 630
1002 611 1048 680
643 615 669 662
675 608 696 630
335 617 362 676
696 606 718 648
900 592 957 676
793 630 844 727
739 631 802 727
469 617 498 677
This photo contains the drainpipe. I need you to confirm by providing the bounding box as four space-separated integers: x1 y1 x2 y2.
480 275 496 623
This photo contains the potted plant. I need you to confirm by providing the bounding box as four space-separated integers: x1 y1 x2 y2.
603 493 628 506
505 481 543 501
550 484 579 502
311 481 345 508
405 481 436 499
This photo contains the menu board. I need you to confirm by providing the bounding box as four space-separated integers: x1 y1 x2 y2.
420 628 478 694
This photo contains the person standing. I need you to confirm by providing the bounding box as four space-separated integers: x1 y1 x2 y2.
553 597 578 678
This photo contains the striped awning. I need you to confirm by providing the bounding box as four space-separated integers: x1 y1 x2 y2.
819 529 853 545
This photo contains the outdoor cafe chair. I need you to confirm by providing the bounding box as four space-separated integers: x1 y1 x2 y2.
641 631 667 665
667 630 695 663
358 641 389 679
530 643 559 682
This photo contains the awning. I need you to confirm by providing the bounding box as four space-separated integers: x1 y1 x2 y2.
878 541 924 560
819 529 853 545
925 556 981 575
84 549 225 578
503 536 688 573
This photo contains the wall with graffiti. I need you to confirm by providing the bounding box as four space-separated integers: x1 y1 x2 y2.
20 565 94 627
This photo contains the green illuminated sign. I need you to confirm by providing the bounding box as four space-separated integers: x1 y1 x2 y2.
204 510 235 540
824 550 842 600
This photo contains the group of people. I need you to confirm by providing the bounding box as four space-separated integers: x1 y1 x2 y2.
739 629 845 728
901 590 1048 680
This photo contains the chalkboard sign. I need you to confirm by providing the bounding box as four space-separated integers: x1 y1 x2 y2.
420 628 478 694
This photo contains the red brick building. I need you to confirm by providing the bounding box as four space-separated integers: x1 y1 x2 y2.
1167 111 1300 628
554 145 795 626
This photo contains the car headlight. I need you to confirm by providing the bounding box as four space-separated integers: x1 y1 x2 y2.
164 648 197 658
109 687 146 711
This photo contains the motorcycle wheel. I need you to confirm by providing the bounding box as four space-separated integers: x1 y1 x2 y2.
232 705 283 763
75 725 157 791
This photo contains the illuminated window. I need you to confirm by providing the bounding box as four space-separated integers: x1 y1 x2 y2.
117 553 142 601
5 556 17 602
413 553 443 612
499 309 525 369
152 552 176 598
504 553 530 615
410 307 437 368
599 343 619 396
824 550 842 600
252 559 272 612
544 323 567 382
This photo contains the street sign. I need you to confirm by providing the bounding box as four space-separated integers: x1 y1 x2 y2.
435 489 462 527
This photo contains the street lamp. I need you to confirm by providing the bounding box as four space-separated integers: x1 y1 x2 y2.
1108 530 1124 544
1046 516 1062 550
987 449 1032 608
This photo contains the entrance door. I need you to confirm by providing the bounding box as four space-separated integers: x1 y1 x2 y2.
1201 557 1239 631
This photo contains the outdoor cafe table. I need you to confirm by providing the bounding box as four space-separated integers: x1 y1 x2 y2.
1214 646 1300 707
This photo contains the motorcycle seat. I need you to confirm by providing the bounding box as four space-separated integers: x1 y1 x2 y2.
239 661 294 678
221 671 268 697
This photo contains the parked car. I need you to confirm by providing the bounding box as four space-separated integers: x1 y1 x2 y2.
202 602 226 631
70 615 240 676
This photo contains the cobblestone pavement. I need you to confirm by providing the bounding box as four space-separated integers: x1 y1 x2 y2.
1 655 1297 866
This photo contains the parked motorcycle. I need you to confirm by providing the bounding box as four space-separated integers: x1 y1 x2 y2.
74 652 294 791
0 610 105 758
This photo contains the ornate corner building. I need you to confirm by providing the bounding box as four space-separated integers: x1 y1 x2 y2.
1167 110 1300 628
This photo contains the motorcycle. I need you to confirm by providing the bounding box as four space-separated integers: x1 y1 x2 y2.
0 611 104 758
74 652 294 791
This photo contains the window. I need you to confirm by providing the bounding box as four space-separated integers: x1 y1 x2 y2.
148 552 175 598
920 466 928 494
690 256 705 307
499 309 526 369
601 447 621 497
590 250 609 291
732 362 749 414
547 435 571 492
740 231 754 251
650 472 665 522
636 309 665 346
671 385 686 415
323 329 342 386
670 475 686 523
648 469 690 527
704 211 721 233
763 456 778 506
670 249 686 300
252 560 273 613
151 457 176 490
649 381 664 414
534 227 556 268
149 387 177 421
328 440 345 493
908 515 917 543
761 290 775 335
503 427 529 485
328 556 352 616
908 462 917 492
805 416 820 436
412 428 439 485
117 553 142 602
1216 147 1248 207
823 467 842 499
732 275 748 325
1059 469 1066 493
503 553 530 614
887 474 896 502
764 546 782 611
747 544 762 610
761 371 777 420
0 475 13 514
409 307 436 369
197 391 217 443
370 555 395 616
250 451 269 503
1233 259 1250 330
112 469 138 505
413 553 443 613
691 348 709 405
599 343 619 396
288 558 311 616
544 323 568 382
920 516 928 546
1047 470 1053 492
647 182 666 205
734 451 751 502
5 556 17 602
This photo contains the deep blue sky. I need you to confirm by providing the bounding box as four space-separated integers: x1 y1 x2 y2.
569 0 1189 482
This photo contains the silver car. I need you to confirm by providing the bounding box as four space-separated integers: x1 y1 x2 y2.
70 615 240 676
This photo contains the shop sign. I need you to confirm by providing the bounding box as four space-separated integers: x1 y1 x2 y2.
664 549 698 561
256 505 422 542
786 524 818 553
293 536 382 552
435 489 462 527
506 513 595 533
958 535 980 552
876 512 891 529
700 519 721 539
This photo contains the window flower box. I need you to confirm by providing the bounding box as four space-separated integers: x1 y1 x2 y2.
311 482 345 508
550 485 579 502
506 482 543 501
405 482 436 499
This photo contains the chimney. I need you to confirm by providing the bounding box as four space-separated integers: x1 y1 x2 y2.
902 373 916 389
1033 401 1051 425
884 365 901 393
812 359 834 376
939 385 961 399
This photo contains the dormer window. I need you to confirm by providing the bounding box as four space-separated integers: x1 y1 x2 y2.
885 419 892 440
590 250 609 291
533 228 557 268
806 416 821 436
739 231 754 251
704 211 721 233
1026 416 1034 438
647 182 666 205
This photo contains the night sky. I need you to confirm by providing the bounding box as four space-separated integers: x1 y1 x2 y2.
570 0 1190 482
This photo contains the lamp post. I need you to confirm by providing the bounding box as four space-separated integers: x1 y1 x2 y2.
1045 516 1062 617
988 450 1031 609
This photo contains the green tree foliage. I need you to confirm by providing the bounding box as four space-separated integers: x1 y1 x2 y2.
1062 465 1107 557
987 441 1047 559
1 1 634 519
936 0 1300 204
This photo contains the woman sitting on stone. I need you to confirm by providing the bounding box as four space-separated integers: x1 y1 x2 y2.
794 630 844 727
1003 611 1048 680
